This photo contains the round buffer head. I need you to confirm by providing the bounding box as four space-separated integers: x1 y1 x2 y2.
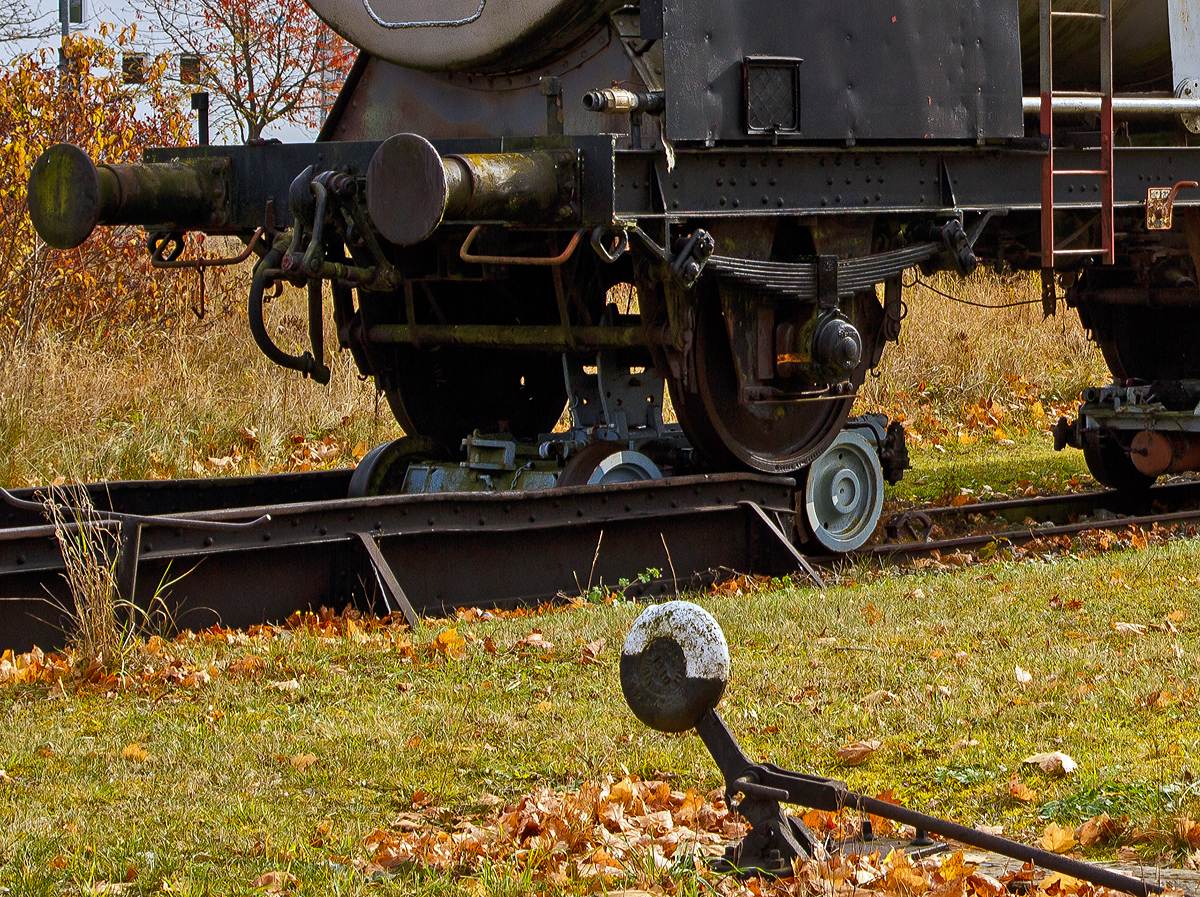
366 133 449 247
620 601 730 733
28 143 101 250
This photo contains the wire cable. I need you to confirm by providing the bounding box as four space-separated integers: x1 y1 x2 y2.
904 273 1043 309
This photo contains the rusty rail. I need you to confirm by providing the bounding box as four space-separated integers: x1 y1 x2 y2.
5 469 1200 654
0 472 800 653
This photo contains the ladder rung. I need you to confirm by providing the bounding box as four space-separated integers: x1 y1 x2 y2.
1053 169 1108 176
1051 10 1107 18
1054 248 1108 256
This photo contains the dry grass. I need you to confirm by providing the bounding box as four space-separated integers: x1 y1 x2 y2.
0 285 398 487
862 271 1108 418
0 269 1108 488
41 486 133 669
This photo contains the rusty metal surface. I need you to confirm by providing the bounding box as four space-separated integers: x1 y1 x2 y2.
320 36 636 142
0 473 798 653
659 0 1023 143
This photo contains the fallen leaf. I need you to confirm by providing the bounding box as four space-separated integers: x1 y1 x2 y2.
1015 665 1032 685
579 638 606 664
410 789 435 808
1117 846 1141 863
1008 773 1037 803
975 824 1004 837
0 769 11 784
1168 610 1187 624
121 743 149 763
228 654 265 678
1041 821 1078 853
405 735 422 748
863 689 900 707
835 740 882 766
1078 812 1122 847
431 628 466 659
1113 621 1147 637
269 679 301 692
1177 817 1200 849
930 875 967 897
888 860 931 894
251 871 297 893
967 870 1005 897
511 630 554 652
863 602 884 625
1024 751 1078 776
290 753 317 772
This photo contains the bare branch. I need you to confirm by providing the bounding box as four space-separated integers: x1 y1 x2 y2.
0 0 55 45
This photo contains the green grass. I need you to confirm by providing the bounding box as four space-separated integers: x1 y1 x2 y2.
889 429 1096 506
5 534 1200 894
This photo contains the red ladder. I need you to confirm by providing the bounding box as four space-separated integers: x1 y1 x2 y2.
1040 0 1115 313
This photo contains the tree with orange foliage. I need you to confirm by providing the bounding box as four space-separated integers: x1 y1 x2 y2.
142 0 354 142
0 30 193 336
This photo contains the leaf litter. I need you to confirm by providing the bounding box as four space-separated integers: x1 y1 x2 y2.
355 775 1160 897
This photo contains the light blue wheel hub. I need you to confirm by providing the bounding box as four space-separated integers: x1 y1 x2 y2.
803 429 884 552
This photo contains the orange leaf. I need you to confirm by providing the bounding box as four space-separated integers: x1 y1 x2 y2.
290 753 317 771
1008 773 1037 803
835 740 882 766
1040 822 1078 853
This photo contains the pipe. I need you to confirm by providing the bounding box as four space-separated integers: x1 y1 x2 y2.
1022 95 1200 116
366 323 647 351
248 236 332 385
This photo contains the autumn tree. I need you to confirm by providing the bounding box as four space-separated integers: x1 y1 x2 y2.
0 30 194 335
142 0 354 142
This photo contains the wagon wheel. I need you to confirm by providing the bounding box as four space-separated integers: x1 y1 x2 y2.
383 347 566 449
1081 430 1155 493
667 282 876 474
1072 271 1200 380
371 268 598 450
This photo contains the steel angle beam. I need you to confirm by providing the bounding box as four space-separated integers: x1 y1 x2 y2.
0 474 800 653
616 146 1200 218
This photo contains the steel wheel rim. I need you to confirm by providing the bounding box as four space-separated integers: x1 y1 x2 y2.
587 450 663 485
804 430 884 551
690 286 852 473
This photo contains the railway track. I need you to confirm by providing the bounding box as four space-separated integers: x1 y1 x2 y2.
3 472 1199 654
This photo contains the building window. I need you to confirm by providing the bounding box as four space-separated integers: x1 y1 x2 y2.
180 55 202 85
122 53 146 85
